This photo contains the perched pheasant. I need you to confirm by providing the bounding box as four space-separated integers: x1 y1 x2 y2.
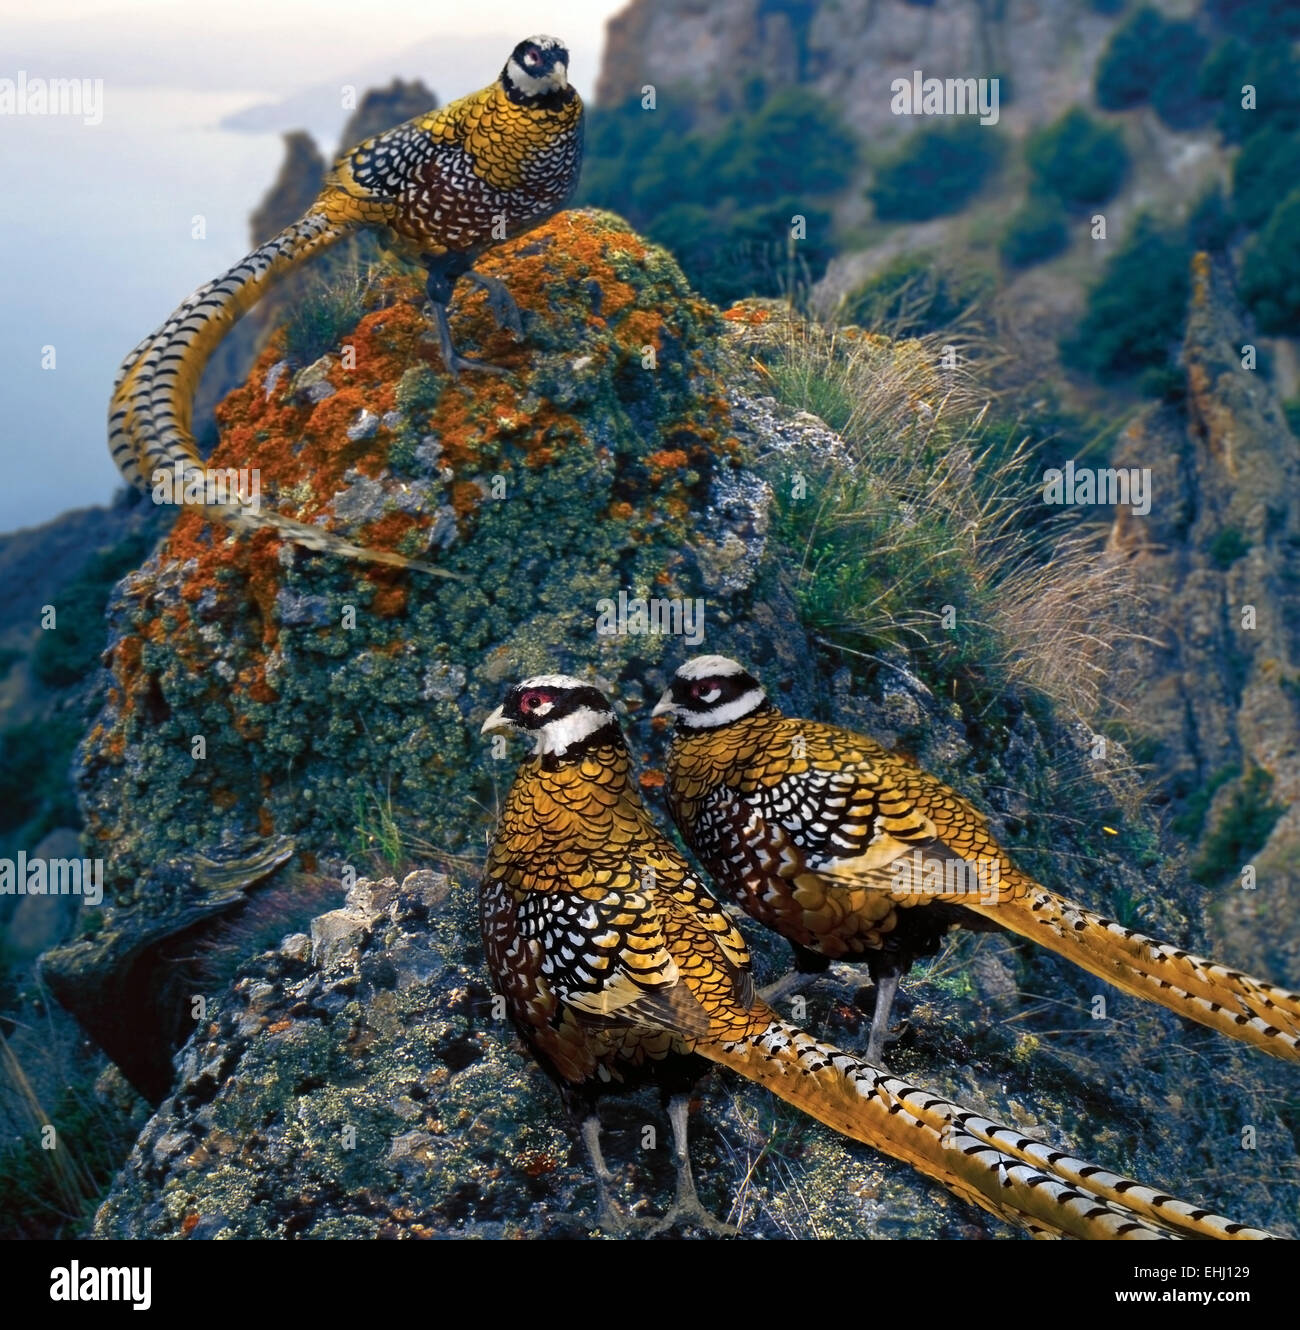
477 673 1274 1239
653 655 1300 1066
108 35 583 572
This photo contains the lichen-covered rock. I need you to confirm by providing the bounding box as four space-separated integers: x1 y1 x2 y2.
93 863 1295 1239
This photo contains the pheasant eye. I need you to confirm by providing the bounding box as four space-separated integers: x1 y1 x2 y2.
519 690 551 715
689 679 718 701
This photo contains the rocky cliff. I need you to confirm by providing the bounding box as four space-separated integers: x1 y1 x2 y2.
1109 254 1300 988
598 0 1113 134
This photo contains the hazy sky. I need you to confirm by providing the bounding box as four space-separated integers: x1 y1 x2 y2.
0 1 626 534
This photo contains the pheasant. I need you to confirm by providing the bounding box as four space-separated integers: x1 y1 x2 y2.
108 35 583 573
477 673 1274 1239
653 655 1300 1066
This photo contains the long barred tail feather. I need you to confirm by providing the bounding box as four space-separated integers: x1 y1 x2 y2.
966 871 1300 1063
702 1014 1276 1240
109 212 346 489
107 210 456 576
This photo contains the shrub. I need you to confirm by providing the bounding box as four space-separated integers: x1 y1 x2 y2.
1026 108 1128 206
1062 215 1192 384
0 713 83 837
869 121 1004 221
1232 126 1300 228
1209 526 1251 568
655 198 835 307
844 253 993 337
32 532 155 689
1283 394 1300 436
1096 8 1173 110
1240 187 1300 333
715 87 858 197
1207 0 1300 43
1000 196 1070 268
1204 42 1300 141
1096 7 1209 126
1151 28 1211 129
578 87 856 303
1187 184 1235 250
1192 765 1283 885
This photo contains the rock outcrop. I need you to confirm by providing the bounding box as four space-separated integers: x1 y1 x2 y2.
597 0 1115 135
1109 254 1300 988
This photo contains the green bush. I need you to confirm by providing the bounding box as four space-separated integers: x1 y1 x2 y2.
1062 215 1192 385
1188 184 1235 250
0 713 83 837
1208 0 1300 43
653 198 835 308
1240 188 1300 333
1192 765 1284 885
32 532 155 689
578 87 857 304
1209 526 1251 568
1096 7 1209 127
1232 126 1300 228
1171 763 1238 840
1283 394 1300 436
714 87 858 197
1026 108 1129 206
1203 42 1300 141
1000 196 1070 268
869 121 1004 222
578 95 701 214
844 253 993 337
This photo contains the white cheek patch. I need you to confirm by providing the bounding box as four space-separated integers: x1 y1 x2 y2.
507 57 560 97
700 687 722 704
680 686 767 729
535 706 613 756
533 701 554 718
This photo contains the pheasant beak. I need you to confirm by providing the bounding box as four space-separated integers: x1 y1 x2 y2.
553 61 568 87
651 689 676 719
481 705 512 735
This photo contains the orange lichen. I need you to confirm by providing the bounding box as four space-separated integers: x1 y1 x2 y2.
638 769 666 789
722 304 774 325
646 449 689 471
